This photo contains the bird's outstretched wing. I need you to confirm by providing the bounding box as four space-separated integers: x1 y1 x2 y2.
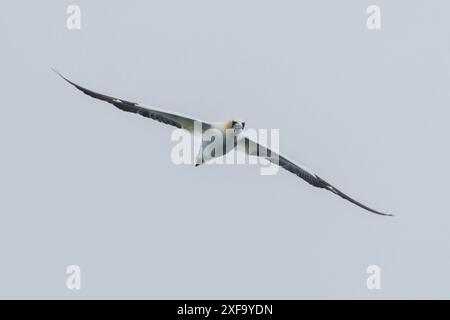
244 137 392 216
54 70 209 133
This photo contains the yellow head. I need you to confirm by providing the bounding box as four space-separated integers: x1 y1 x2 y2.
226 119 246 134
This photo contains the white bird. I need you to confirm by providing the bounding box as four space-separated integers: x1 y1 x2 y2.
55 70 392 217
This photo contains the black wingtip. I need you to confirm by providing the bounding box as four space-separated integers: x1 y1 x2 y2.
51 67 63 78
52 69 110 102
317 177 393 217
374 211 394 217
52 68 73 85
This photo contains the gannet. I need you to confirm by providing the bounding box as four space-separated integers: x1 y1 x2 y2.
54 70 392 217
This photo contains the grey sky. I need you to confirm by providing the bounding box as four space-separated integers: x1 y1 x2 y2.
1 0 449 299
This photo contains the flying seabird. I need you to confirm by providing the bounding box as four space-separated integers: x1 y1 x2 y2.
54 70 392 217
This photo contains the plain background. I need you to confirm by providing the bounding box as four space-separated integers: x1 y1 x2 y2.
1 0 449 299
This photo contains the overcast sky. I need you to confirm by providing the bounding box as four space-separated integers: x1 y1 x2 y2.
1 0 450 298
